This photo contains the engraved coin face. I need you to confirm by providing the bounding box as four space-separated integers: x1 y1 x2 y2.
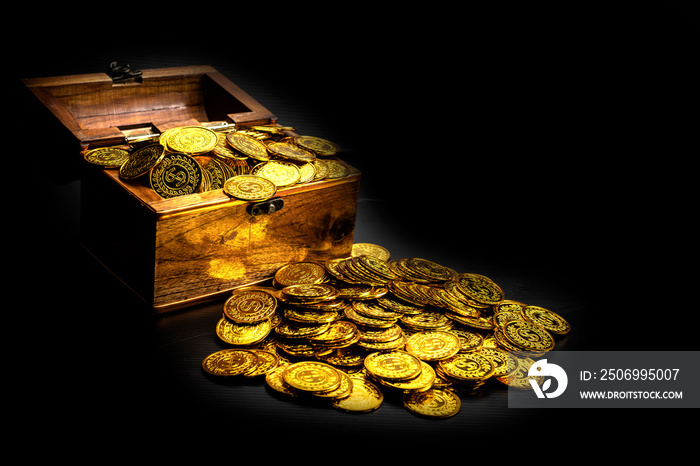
215 317 272 345
439 352 495 381
406 257 456 282
293 135 340 157
223 289 277 324
119 143 165 179
364 350 422 381
522 305 571 335
83 146 130 168
455 273 504 305
402 388 461 418
201 349 258 377
502 319 555 352
274 261 327 287
282 361 342 392
267 141 316 163
150 152 203 198
324 159 350 179
226 132 270 161
223 175 277 201
331 377 383 413
405 331 461 361
166 126 218 155
351 243 391 261
252 160 301 187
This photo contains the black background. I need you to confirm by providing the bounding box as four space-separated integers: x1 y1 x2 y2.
8 2 697 456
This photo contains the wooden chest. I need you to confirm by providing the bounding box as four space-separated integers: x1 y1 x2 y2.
23 65 361 312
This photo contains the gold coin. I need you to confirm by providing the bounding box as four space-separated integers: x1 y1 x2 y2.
450 328 484 352
297 162 316 184
119 143 165 179
267 141 316 163
293 135 340 157
381 361 436 391
311 370 354 399
402 388 461 418
351 243 391 261
364 350 422 381
280 284 339 303
479 347 518 378
223 174 277 201
223 288 277 324
215 317 272 345
265 364 297 397
83 146 130 168
274 262 327 287
252 160 301 187
243 349 279 377
502 319 555 352
521 305 571 335
282 361 342 393
405 257 456 282
331 377 383 413
496 357 544 390
405 330 461 361
166 126 219 155
438 352 495 381
150 152 203 198
312 159 329 180
226 132 270 161
324 159 350 179
201 348 258 377
454 273 504 305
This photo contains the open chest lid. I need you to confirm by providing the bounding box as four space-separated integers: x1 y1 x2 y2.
22 65 359 217
22 65 277 149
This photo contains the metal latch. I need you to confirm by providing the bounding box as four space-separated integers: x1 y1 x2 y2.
108 61 143 84
247 197 284 216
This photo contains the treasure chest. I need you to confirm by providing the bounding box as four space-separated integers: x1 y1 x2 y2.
22 65 361 312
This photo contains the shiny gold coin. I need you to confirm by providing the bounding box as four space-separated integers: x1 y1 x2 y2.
150 152 203 198
351 243 391 261
438 352 495 381
381 361 436 392
119 143 165 179
405 330 461 361
364 350 422 382
265 364 298 397
297 162 316 184
293 135 340 157
324 159 350 179
454 273 504 305
496 357 544 390
311 370 354 399
83 146 130 168
312 159 329 180
267 141 316 163
282 361 342 393
201 348 258 377
522 305 571 335
274 262 327 287
403 388 461 418
166 126 218 155
252 160 301 187
450 328 484 352
215 317 272 345
223 288 277 324
406 257 456 282
281 284 339 302
479 347 518 378
226 132 270 161
223 174 277 201
502 319 555 352
331 377 383 413
244 349 279 377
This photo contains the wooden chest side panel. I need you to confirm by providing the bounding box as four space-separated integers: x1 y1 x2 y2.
152 178 360 308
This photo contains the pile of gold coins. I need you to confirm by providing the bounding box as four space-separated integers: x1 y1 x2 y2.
81 124 349 199
201 243 571 419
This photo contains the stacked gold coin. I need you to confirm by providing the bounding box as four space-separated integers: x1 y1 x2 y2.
82 123 346 199
201 242 571 418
